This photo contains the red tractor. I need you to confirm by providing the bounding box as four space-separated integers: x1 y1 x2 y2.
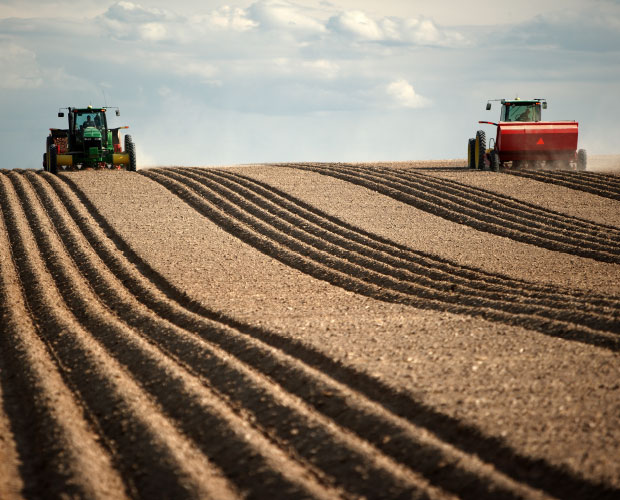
467 98 586 171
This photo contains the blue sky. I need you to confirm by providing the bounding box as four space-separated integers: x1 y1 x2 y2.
1 0 619 167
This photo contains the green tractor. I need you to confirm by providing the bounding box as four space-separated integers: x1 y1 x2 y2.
43 105 136 173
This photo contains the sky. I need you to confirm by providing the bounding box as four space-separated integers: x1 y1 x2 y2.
1 0 619 167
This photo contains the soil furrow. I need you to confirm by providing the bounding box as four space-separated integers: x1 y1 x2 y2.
29 173 553 500
570 171 620 187
375 166 620 240
217 168 620 309
157 168 619 339
288 164 620 263
24 172 440 500
416 166 620 228
191 167 620 322
320 163 620 243
545 171 620 190
0 379 22 500
527 170 620 188
37 175 556 498
43 170 618 500
0 216 25 500
143 169 619 350
16 172 353 500
504 170 620 200
3 172 239 500
0 194 126 500
317 164 620 253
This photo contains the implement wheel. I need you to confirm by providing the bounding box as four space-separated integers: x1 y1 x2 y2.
475 130 486 170
577 149 587 171
43 136 52 170
489 150 500 171
467 138 475 169
48 144 58 175
125 135 137 171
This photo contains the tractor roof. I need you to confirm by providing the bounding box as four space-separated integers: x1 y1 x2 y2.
501 98 545 105
71 106 107 112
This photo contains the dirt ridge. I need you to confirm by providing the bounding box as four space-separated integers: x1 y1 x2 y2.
218 168 618 306
203 167 620 314
56 170 620 499
0 167 618 499
380 167 620 239
27 171 446 500
142 168 619 350
287 164 620 263
20 171 363 499
35 169 548 496
4 172 241 499
503 170 620 200
0 179 127 500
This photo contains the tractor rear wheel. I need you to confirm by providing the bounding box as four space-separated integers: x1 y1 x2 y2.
489 150 500 171
467 138 475 168
475 130 486 170
48 144 58 175
125 135 137 171
577 149 587 171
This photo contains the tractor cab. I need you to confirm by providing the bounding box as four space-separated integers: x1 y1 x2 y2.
72 108 107 132
486 99 547 123
65 107 108 151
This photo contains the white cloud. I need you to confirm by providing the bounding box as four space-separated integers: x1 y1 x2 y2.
328 11 466 46
0 40 42 89
101 1 177 41
386 79 430 108
247 0 326 34
194 5 258 32
138 22 168 41
104 1 173 24
401 18 441 45
328 10 382 40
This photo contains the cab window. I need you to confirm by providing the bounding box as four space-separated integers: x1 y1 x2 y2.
75 111 105 130
502 103 541 122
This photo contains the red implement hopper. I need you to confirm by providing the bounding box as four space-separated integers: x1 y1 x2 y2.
467 99 586 171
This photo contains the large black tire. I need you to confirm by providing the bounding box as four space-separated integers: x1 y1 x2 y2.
43 136 52 170
577 149 587 171
467 138 475 169
48 143 58 175
489 150 500 171
475 130 486 170
125 135 137 172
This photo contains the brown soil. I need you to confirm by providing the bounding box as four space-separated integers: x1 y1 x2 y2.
0 162 619 499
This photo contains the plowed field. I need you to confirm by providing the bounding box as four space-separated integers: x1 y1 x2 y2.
1 163 619 499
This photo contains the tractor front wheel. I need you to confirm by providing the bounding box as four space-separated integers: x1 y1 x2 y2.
467 138 475 169
577 149 587 171
475 130 486 170
125 135 137 171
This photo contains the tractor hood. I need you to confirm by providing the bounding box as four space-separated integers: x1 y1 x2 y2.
83 126 102 139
